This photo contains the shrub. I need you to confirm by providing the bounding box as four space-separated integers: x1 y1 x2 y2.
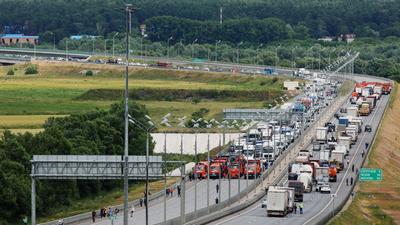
192 97 201 104
272 77 279 83
7 68 14 75
85 70 93 76
24 65 38 75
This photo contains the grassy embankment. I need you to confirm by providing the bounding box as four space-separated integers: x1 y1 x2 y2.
330 83 400 225
0 61 290 133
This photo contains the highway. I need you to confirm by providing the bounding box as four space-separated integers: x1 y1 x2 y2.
209 76 390 225
75 178 257 225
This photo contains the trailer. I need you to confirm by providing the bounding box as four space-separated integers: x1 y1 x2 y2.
266 188 289 216
316 127 328 143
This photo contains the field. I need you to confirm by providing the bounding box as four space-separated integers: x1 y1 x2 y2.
330 83 400 225
0 61 288 131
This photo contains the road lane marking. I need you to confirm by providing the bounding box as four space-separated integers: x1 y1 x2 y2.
213 203 260 225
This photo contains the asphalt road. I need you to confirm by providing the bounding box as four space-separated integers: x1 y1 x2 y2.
77 178 257 225
209 78 390 225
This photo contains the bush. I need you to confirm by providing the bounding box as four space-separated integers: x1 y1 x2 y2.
192 97 201 104
85 70 93 76
6 68 14 75
24 65 38 75
272 77 279 83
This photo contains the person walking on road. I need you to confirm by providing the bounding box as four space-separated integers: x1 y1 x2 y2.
346 178 349 186
216 183 219 193
352 164 354 172
351 177 354 185
365 142 369 150
356 168 359 174
215 197 219 204
299 203 304 214
170 187 174 197
362 150 365 158
177 185 181 197
140 198 143 207
130 205 135 218
294 203 297 214
347 159 350 167
166 188 170 197
91 210 96 222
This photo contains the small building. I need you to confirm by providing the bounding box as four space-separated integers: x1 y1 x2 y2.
284 81 299 91
0 34 39 46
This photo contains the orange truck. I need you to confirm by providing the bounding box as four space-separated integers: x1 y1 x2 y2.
194 161 208 179
329 165 337 182
228 163 244 179
209 162 224 179
244 159 261 178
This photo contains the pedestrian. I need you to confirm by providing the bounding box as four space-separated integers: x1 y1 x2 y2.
215 197 219 204
351 177 354 185
92 210 96 222
108 207 112 217
352 164 354 172
347 159 350 166
170 187 174 197
299 203 304 214
356 168 359 174
166 188 170 197
177 185 181 197
351 191 355 199
362 150 365 158
365 142 369 150
216 183 219 193
130 205 135 218
140 198 143 207
346 178 349 186
23 216 28 225
114 208 119 216
294 203 297 214
144 196 147 207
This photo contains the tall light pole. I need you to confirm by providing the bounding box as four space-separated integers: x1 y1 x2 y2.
92 38 95 55
291 46 297 68
167 36 173 61
191 38 198 59
128 115 155 225
65 39 69 61
112 32 119 57
254 43 263 66
104 38 108 57
215 40 221 61
275 44 281 67
51 32 56 51
123 4 133 225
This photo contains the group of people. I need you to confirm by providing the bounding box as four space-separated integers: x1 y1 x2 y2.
293 202 304 214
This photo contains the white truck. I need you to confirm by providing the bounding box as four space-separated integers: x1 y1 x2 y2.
347 106 359 117
266 188 289 216
346 126 358 143
331 149 345 171
298 173 313 193
320 149 330 161
315 167 330 183
316 127 328 143
268 186 295 213
338 136 352 151
349 117 363 133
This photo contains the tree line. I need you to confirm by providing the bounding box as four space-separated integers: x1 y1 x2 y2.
0 101 153 225
2 0 400 44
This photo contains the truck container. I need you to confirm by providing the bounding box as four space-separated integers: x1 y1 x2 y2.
349 117 363 133
316 127 328 143
359 103 370 116
269 186 295 213
330 150 345 171
298 173 313 193
338 117 349 126
347 106 359 117
315 167 329 183
295 155 309 163
346 126 358 143
337 124 347 134
356 97 364 106
266 188 289 216
374 85 383 95
288 181 304 202
335 144 348 156
366 96 377 109
320 149 330 161
329 166 337 182
362 87 372 97
338 136 351 151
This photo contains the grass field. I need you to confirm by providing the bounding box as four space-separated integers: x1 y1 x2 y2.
0 61 288 131
330 83 400 225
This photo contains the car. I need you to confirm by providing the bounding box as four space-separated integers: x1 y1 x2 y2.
365 125 372 132
312 142 321 151
261 198 268 208
320 184 331 193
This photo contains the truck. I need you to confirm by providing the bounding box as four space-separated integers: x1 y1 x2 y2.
374 85 383 96
228 163 242 179
338 136 352 151
315 167 330 183
359 103 370 116
295 155 309 163
288 181 305 202
362 87 372 97
316 127 328 143
266 188 289 216
194 161 209 179
329 166 337 182
269 186 295 213
366 96 377 109
209 162 223 179
338 117 349 126
349 117 363 133
244 159 261 178
320 149 331 161
298 173 313 193
330 150 345 171
347 106 359 117
346 126 358 143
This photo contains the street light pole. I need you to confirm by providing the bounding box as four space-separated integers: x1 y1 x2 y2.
215 40 221 61
104 39 107 57
167 36 173 62
236 41 243 72
66 39 68 61
112 33 119 57
123 4 133 225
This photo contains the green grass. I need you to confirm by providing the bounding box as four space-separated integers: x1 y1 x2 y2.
0 61 287 131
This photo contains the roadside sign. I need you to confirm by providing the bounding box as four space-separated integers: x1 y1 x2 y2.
359 168 382 181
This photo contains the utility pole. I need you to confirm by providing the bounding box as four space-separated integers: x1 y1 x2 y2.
123 4 133 225
220 7 223 25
